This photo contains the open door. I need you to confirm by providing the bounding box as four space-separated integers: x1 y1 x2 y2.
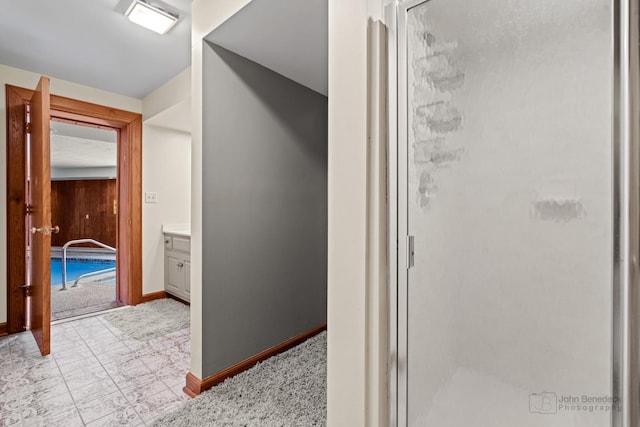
28 77 53 356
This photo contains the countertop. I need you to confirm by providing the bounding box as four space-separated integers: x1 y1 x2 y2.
162 224 191 237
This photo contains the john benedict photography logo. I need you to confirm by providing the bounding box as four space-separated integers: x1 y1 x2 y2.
529 392 620 414
529 392 557 414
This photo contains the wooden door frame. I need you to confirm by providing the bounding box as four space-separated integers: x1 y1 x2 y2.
5 84 142 334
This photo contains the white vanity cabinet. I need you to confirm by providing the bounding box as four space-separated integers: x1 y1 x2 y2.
163 232 190 302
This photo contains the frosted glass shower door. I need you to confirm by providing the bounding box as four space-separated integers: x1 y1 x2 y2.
398 0 614 425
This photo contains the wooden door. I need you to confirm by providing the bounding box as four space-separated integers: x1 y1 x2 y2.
28 77 52 356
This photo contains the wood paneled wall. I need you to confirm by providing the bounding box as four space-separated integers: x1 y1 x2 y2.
51 179 117 248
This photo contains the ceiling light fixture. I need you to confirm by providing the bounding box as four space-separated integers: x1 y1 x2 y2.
125 0 179 35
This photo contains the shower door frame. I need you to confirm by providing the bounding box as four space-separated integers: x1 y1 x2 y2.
387 0 640 426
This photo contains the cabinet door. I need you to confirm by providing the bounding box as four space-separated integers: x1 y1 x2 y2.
183 261 190 300
166 255 184 296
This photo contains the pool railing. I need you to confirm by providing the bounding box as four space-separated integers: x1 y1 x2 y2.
71 267 116 288
62 239 116 290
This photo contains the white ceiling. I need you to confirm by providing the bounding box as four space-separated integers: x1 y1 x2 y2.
0 0 327 100
206 0 328 96
5 0 327 165
50 122 117 168
0 0 192 99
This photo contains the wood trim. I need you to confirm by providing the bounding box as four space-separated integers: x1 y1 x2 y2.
50 93 140 125
183 323 327 398
0 323 7 337
5 84 143 334
124 117 142 305
183 372 202 398
8 86 32 101
6 85 27 334
141 291 167 303
115 116 143 306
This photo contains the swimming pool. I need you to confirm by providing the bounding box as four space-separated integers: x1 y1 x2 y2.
50 258 116 286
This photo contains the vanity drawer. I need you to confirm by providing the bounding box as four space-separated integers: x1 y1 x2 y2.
172 236 190 253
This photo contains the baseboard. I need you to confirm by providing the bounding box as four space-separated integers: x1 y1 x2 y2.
0 322 7 337
167 293 190 306
183 323 327 398
141 290 190 305
140 291 167 303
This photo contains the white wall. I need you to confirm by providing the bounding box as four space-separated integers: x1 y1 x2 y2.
327 1 366 425
142 68 190 121
141 67 192 297
191 1 387 424
0 63 141 325
141 124 191 295
326 1 392 426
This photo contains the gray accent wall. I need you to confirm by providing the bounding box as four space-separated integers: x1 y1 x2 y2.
201 41 327 377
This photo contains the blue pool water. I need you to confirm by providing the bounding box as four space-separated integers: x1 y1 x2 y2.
50 258 116 286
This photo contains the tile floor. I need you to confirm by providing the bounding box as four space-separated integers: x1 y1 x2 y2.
0 312 190 426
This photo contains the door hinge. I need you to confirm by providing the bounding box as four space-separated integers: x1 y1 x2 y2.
408 235 415 269
25 204 34 215
25 122 31 133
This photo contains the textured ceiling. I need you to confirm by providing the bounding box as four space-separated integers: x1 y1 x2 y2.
0 0 192 99
50 122 117 168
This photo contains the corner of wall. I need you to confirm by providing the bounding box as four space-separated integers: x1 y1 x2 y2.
142 67 191 121
327 0 389 426
188 0 254 385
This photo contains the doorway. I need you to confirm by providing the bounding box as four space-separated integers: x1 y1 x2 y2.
6 83 143 336
49 120 121 320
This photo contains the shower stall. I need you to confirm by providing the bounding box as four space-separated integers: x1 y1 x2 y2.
389 0 639 426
